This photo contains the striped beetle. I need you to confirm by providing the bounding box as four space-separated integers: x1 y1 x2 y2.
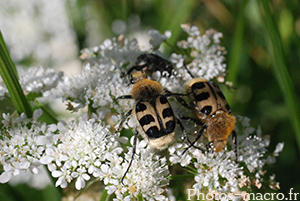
180 65 238 161
114 71 188 184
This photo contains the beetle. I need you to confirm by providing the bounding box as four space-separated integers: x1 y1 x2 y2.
127 54 174 77
180 64 238 161
114 71 188 184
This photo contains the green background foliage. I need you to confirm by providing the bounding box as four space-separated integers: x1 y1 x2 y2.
1 0 299 200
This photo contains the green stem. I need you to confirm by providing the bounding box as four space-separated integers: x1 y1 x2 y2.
100 189 109 201
258 0 300 152
0 31 32 118
75 178 98 200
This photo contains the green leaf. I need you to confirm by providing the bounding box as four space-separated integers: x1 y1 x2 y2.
32 100 58 124
0 31 32 117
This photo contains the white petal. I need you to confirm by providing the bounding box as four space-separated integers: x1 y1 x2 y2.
33 109 43 120
274 143 284 156
164 30 172 38
3 163 13 171
12 169 20 176
75 176 85 190
71 160 78 168
56 176 67 188
48 124 57 132
45 148 54 155
47 163 56 172
19 161 30 169
60 154 69 161
106 185 117 194
52 170 62 178
30 166 39 174
71 172 78 178
82 173 90 180
40 156 54 164
0 171 12 183
101 164 109 173
36 136 48 145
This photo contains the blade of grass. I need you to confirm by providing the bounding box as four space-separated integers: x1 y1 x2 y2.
225 0 248 105
0 33 18 79
0 31 32 118
257 0 300 152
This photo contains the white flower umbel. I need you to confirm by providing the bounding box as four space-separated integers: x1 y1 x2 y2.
235 116 284 190
168 115 283 200
169 143 241 195
170 24 226 81
0 110 124 190
19 67 64 97
0 109 55 183
0 0 78 67
40 114 123 190
103 138 170 201
0 67 63 98
54 37 141 113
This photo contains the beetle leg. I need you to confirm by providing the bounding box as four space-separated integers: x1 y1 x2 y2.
182 123 207 155
114 95 133 101
121 128 138 185
113 109 132 135
232 130 238 163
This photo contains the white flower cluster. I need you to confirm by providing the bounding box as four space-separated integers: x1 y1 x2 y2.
0 110 170 200
235 116 283 190
168 116 283 200
0 110 54 183
40 114 122 190
0 67 63 98
0 0 77 67
53 24 227 112
54 37 142 113
103 139 170 201
170 24 226 81
0 25 283 200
